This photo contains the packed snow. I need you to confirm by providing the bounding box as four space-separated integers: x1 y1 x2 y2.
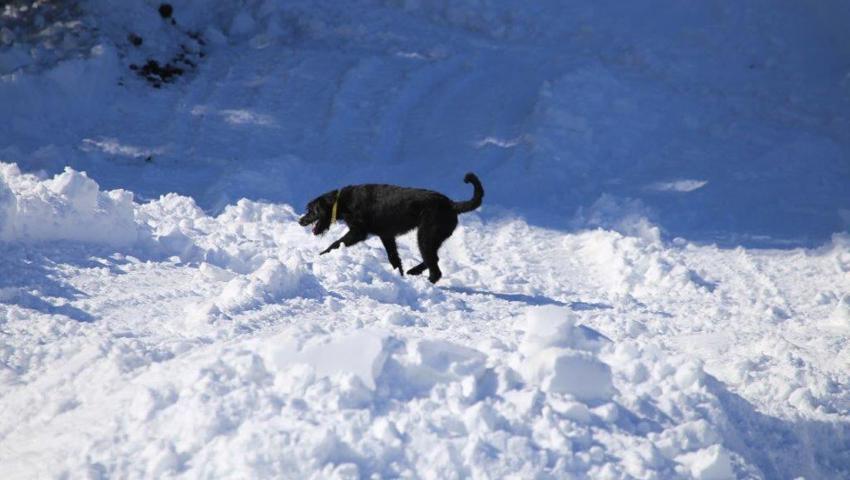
2 0 850 479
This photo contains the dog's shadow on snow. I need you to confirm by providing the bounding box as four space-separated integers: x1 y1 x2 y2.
443 286 612 311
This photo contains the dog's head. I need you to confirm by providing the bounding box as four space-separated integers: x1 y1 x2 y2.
298 191 336 235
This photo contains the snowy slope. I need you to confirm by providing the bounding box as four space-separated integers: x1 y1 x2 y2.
2 0 849 246
2 1 850 479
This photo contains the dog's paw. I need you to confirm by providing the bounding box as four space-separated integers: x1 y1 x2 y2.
407 263 427 276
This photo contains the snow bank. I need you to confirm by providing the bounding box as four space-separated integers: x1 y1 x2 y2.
0 163 331 327
0 163 137 246
0 161 315 259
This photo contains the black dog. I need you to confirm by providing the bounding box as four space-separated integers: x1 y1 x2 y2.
298 173 484 283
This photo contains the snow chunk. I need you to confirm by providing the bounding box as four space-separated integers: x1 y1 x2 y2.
475 136 524 149
576 194 661 243
517 305 610 354
575 228 710 299
46 167 99 210
549 396 592 423
516 306 615 401
219 109 277 127
408 339 485 380
522 348 614 402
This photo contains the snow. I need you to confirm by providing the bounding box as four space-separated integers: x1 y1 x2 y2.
2 0 850 478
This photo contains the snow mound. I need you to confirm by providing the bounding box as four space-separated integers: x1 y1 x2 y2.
0 163 137 246
195 257 316 321
523 348 614 402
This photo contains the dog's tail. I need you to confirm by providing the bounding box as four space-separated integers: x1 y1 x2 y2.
452 172 484 214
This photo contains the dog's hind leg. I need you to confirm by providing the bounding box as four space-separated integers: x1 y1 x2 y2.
416 209 458 284
320 228 367 255
380 235 404 275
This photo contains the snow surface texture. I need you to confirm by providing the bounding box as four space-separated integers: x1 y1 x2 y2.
2 0 850 478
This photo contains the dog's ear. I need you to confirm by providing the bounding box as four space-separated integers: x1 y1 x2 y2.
306 192 331 212
319 192 334 208
317 190 339 212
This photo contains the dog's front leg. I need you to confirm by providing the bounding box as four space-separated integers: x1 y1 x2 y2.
380 235 403 275
320 229 367 255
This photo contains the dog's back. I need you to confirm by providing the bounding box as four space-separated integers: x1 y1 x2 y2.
347 184 452 236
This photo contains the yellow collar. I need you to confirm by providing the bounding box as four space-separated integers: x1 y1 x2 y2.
330 189 341 223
